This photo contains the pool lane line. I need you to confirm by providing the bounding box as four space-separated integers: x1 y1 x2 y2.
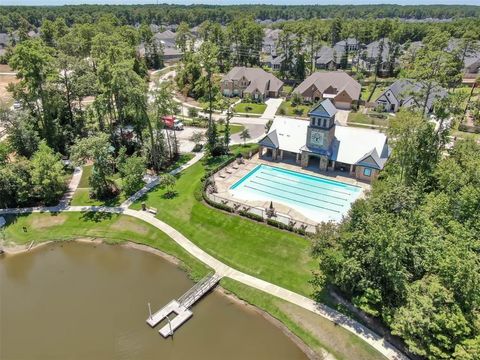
258 171 354 196
249 180 345 208
253 175 349 202
244 184 341 213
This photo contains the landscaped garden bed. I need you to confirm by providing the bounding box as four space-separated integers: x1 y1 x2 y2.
233 102 267 114
276 100 311 117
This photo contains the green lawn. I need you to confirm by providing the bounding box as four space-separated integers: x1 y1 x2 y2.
2 211 385 360
282 85 294 95
348 110 390 128
277 100 311 118
452 130 480 141
72 154 195 206
3 212 210 280
362 84 387 102
77 164 93 188
131 145 316 297
180 119 244 135
222 278 387 360
234 102 267 114
219 123 244 135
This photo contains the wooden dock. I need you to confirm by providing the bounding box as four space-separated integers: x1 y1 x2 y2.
147 273 221 338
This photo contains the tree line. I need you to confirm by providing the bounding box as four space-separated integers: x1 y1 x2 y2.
0 14 186 206
312 112 480 359
1 4 480 33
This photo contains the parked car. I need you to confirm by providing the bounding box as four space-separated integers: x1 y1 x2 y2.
13 101 21 110
163 115 184 130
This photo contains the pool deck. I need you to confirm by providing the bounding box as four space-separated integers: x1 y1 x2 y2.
213 154 371 224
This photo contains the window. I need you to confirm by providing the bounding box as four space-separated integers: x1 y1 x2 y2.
363 168 372 177
322 118 327 127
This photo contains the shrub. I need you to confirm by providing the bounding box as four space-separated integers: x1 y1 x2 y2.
278 107 286 115
294 108 304 116
239 210 264 222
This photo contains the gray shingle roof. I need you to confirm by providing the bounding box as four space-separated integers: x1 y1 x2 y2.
259 130 279 148
222 66 284 94
365 38 391 61
315 46 344 65
308 99 338 118
294 71 361 101
376 79 447 111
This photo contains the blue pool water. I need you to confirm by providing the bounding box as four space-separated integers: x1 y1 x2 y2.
230 164 363 222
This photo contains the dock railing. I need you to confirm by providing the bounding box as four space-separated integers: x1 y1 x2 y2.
178 273 221 308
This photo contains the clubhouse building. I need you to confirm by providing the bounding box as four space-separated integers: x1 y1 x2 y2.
258 99 390 182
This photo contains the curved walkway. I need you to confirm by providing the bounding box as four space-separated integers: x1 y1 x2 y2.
0 158 409 360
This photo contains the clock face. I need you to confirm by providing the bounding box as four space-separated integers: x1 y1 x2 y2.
310 129 325 146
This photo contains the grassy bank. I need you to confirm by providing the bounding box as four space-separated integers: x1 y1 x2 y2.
2 211 386 360
131 145 317 298
222 278 387 360
3 212 210 280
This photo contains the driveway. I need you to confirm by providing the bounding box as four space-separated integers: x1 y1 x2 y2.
261 98 283 119
335 109 350 126
165 126 205 153
231 122 266 145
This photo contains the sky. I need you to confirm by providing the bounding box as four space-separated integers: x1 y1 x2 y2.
1 0 479 6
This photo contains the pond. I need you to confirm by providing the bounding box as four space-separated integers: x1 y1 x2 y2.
0 241 308 360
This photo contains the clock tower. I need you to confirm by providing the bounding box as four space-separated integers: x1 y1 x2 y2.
306 99 337 152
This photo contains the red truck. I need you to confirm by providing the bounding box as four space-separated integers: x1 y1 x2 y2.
162 115 184 130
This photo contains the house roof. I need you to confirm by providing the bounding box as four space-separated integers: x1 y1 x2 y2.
261 117 390 168
308 99 337 118
315 45 344 65
335 38 359 47
222 66 284 94
154 30 176 41
331 126 389 168
376 79 447 110
0 33 9 45
259 129 279 148
355 148 385 170
262 117 310 153
365 38 391 61
294 71 361 102
163 47 182 56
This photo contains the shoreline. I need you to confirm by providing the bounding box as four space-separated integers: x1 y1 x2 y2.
1 237 321 360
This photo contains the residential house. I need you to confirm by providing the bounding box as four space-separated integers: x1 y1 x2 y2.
262 28 282 56
0 33 9 49
360 38 395 75
446 39 480 79
315 45 344 70
374 79 447 112
258 99 390 182
335 38 360 52
154 30 177 49
221 66 284 100
262 54 284 71
293 71 361 109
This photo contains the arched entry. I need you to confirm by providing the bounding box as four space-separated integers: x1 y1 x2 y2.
307 155 320 168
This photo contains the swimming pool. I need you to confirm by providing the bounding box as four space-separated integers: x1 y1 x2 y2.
230 164 363 222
